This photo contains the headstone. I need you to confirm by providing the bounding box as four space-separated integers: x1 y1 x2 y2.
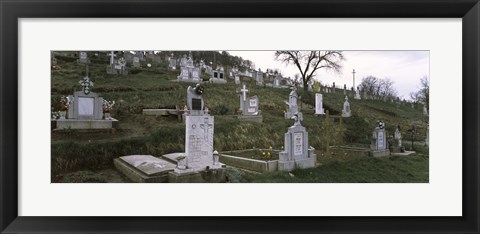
168 54 177 70
273 74 281 88
332 82 336 93
106 51 128 75
133 57 140 68
423 104 428 115
234 74 240 85
278 113 316 171
209 66 227 84
370 120 390 156
256 68 263 86
343 84 347 95
315 93 325 115
284 87 299 119
56 75 118 129
354 87 361 100
341 96 351 117
182 84 221 170
77 51 90 64
394 125 402 147
177 53 201 83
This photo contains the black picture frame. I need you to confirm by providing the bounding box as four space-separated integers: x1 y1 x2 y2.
1 0 478 233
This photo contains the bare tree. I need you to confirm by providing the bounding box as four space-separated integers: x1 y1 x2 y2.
275 51 345 91
360 76 398 99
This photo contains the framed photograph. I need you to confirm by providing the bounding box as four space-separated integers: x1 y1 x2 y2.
1 0 479 233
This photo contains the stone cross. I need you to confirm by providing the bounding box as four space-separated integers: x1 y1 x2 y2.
241 83 249 101
108 51 116 65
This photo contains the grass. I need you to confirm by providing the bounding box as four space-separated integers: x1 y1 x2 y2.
51 51 429 183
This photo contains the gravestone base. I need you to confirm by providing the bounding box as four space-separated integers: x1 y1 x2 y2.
209 78 227 84
278 149 316 171
56 118 118 130
113 155 177 183
168 167 226 183
236 115 263 123
370 149 390 157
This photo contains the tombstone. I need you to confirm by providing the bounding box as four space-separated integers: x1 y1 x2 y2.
354 87 361 100
168 54 177 70
341 96 351 117
370 120 390 156
273 74 282 88
181 84 223 170
237 83 262 122
332 82 336 93
284 87 299 119
106 51 128 75
234 74 240 85
343 84 347 95
278 113 316 171
114 84 225 183
177 53 202 83
314 93 325 115
132 57 140 68
77 51 90 64
209 66 227 84
56 75 118 129
191 67 201 82
256 68 263 86
393 125 405 153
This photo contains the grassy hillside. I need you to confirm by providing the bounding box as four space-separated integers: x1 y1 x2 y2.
51 52 429 182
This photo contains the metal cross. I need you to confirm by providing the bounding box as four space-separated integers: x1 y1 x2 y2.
79 76 94 94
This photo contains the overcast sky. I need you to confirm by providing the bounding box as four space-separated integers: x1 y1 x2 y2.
228 51 429 100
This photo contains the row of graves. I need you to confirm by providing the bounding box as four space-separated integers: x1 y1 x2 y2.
114 84 317 182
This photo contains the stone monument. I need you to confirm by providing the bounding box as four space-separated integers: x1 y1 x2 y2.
284 87 299 119
177 52 201 83
315 93 325 115
341 96 351 117
209 66 227 84
278 113 316 171
237 83 262 122
354 87 361 100
370 120 390 157
56 75 118 130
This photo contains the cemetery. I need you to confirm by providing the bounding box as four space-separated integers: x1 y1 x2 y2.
50 51 429 183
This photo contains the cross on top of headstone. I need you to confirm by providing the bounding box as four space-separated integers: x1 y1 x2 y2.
240 83 249 101
79 76 94 94
108 51 116 65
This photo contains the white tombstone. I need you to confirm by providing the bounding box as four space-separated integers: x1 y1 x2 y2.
284 88 299 119
182 84 222 170
315 93 324 115
370 120 390 156
341 96 351 117
354 87 361 100
234 75 240 85
423 104 428 115
394 126 402 147
278 114 316 171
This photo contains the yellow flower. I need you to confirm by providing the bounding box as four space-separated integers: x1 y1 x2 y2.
267 152 271 156
262 152 266 155
269 146 273 150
